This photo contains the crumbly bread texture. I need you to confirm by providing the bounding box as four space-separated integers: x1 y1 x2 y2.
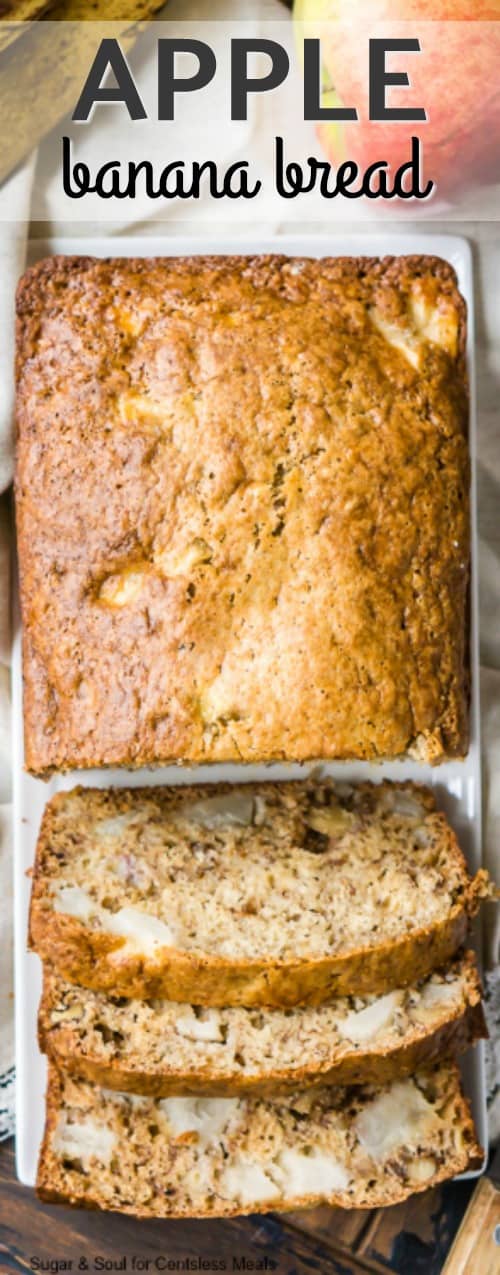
16 253 469 774
39 952 486 1097
29 780 490 1006
37 1062 483 1217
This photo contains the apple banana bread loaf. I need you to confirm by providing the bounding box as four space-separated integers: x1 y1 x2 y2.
39 952 486 1097
37 1062 482 1217
29 779 490 1006
16 253 469 774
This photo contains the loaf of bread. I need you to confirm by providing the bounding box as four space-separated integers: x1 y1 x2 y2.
30 780 490 1006
16 253 469 774
36 1062 483 1216
39 952 486 1097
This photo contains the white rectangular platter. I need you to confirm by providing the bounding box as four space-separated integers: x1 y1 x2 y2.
13 232 486 1189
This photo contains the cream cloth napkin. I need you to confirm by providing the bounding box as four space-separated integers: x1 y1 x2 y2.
0 0 499 1144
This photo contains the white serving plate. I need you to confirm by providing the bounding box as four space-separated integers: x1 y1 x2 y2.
13 232 486 1189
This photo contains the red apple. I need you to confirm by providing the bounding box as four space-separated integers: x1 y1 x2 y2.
294 0 500 199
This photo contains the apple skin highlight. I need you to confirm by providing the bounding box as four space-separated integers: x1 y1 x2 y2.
294 0 500 199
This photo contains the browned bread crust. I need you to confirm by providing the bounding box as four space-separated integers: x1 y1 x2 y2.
38 953 487 1097
16 253 469 774
36 1062 483 1217
28 902 487 1008
29 779 490 1007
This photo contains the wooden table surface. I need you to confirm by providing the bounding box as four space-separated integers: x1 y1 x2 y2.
0 1137 476 1275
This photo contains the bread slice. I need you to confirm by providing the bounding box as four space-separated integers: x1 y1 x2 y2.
38 953 487 1097
37 1061 482 1217
30 780 490 1007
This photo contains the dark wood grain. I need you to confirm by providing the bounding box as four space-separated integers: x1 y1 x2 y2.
0 1139 476 1275
287 1176 476 1275
0 1138 379 1275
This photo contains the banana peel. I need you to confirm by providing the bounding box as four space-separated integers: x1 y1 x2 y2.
0 3 56 56
0 2 166 186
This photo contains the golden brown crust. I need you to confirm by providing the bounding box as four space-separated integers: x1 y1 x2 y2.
38 954 487 1097
29 780 490 1007
36 1064 483 1217
16 253 469 775
29 898 485 1007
